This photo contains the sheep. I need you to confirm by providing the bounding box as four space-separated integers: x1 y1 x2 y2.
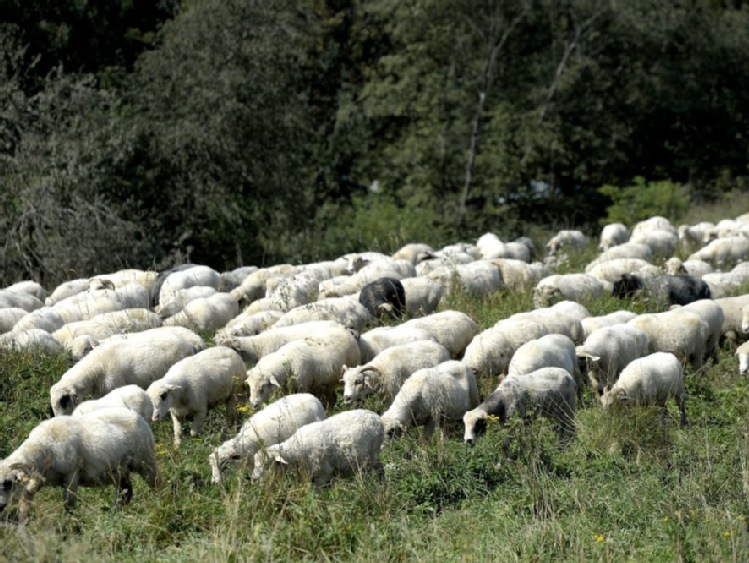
463 367 577 446
392 243 435 264
381 360 480 441
678 222 715 246
491 259 549 292
587 242 653 266
11 307 65 333
416 252 476 277
91 268 158 292
6 280 46 303
220 320 354 364
0 409 157 523
53 308 162 351
509 307 585 344
208 393 326 484
162 292 239 332
230 264 301 305
462 318 549 377
506 334 582 393
631 216 676 238
45 278 91 306
53 294 127 324
532 274 612 308
246 335 360 408
399 310 479 358
271 296 371 333
629 230 678 259
628 309 708 370
0 307 27 334
157 285 217 318
219 266 259 292
600 352 687 426
357 324 437 363
719 294 749 345
701 273 747 298
0 328 65 354
688 236 749 266
50 329 200 416
68 326 206 361
679 299 725 364
358 277 406 319
546 230 588 256
575 324 650 396
426 260 503 296
478 236 531 262
736 342 749 375
215 309 283 340
266 269 329 311
599 223 629 251
147 346 245 446
612 274 711 306
73 384 154 421
664 257 713 276
0 290 43 312
399 277 444 317
580 311 638 339
586 258 662 284
251 409 384 486
318 259 416 298
341 340 451 405
157 265 221 309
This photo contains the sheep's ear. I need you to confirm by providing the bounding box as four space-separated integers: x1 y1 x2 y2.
362 366 381 379
162 383 182 393
273 454 288 465
340 365 347 376
269 375 281 388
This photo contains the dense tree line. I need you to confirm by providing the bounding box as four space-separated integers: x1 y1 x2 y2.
1 0 748 286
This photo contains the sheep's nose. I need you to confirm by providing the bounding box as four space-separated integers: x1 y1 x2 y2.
342 396 352 404
465 439 475 448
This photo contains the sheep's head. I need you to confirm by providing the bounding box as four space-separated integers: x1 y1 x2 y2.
209 439 242 484
50 384 79 416
251 447 285 481
247 370 280 409
600 386 627 408
0 464 27 513
147 382 181 422
382 418 405 440
341 365 379 404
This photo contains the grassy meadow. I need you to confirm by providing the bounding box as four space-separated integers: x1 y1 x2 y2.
2 251 749 562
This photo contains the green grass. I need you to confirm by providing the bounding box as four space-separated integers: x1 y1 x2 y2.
3 283 749 562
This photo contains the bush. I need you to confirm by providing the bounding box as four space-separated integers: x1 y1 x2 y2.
598 177 689 226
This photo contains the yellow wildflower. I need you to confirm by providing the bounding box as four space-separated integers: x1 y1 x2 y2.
724 531 732 538
593 534 605 543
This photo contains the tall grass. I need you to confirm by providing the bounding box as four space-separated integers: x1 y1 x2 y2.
2 280 749 561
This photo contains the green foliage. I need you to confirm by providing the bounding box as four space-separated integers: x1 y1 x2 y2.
599 177 690 226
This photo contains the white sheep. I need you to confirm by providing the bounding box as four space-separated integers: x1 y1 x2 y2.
664 257 713 276
688 236 749 266
357 324 437 363
599 223 629 251
399 277 444 317
266 269 329 311
381 360 480 441
0 307 28 334
53 308 162 351
11 307 66 333
0 289 43 312
399 310 479 358
230 264 301 305
5 280 46 303
391 243 435 264
157 285 217 318
221 320 355 364
158 265 221 308
532 274 612 308
587 242 653 266
628 309 708 370
546 230 588 256
162 292 239 332
510 306 585 344
215 309 283 340
317 259 416 298
219 266 259 292
490 259 549 292
0 408 157 523
629 229 678 259
462 318 549 377
73 384 154 421
586 258 662 284
463 367 577 446
341 340 451 405
576 324 650 396
426 260 503 296
600 352 687 426
631 216 676 238
679 299 725 364
147 346 245 446
0 328 65 354
208 393 326 484
50 329 200 416
53 294 127 324
252 409 384 485
45 278 91 306
506 334 582 392
271 296 372 332
246 334 359 408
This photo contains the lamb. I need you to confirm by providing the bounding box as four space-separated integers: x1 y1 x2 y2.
357 324 437 363
399 277 444 317
462 318 549 377
73 384 154 421
220 320 355 364
399 310 479 358
688 236 749 266
612 274 711 306
463 367 577 446
575 324 650 396
271 296 371 333
381 360 480 441
341 340 451 405
506 334 582 392
50 329 200 416
251 409 384 486
0 409 157 523
208 393 326 484
358 277 406 319
546 230 588 256
628 310 708 370
600 352 687 426
599 223 629 251
580 310 638 339
246 334 360 408
147 346 245 446
162 292 239 332
532 274 612 308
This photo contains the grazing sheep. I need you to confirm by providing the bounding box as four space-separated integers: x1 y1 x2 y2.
341 340 451 405
208 394 326 484
230 264 301 305
629 230 678 259
52 294 127 324
399 310 479 358
736 341 749 374
576 324 650 396
221 320 355 364
162 292 239 332
462 318 549 378
600 352 687 427
147 346 245 446
678 222 715 246
627 310 708 370
688 236 749 266
580 311 638 339
157 286 217 318
392 243 434 264
358 277 406 319
11 307 66 333
53 308 163 351
267 269 329 311
701 273 746 298
357 324 437 363
510 306 585 344
599 223 629 251
381 361 480 441
0 328 65 354
664 257 713 277
532 274 611 308
0 409 157 523
318 259 416 299
0 290 43 312
612 274 711 306
215 309 283 340
506 334 582 393
546 230 588 256
50 329 200 416
586 258 662 284
588 243 654 266
427 260 503 296
631 216 676 238
0 308 27 334
272 296 371 333
92 269 158 292
252 409 384 486
246 335 360 408
73 384 154 421
5 280 46 303
490 259 549 292
219 266 259 292
399 277 444 317
45 278 91 306
157 265 221 309
679 299 725 364
463 367 577 446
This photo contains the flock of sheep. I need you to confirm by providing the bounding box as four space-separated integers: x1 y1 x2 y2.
2 212 749 524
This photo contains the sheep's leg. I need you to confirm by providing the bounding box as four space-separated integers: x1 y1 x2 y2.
677 394 688 427
171 411 183 447
117 472 134 506
225 393 238 429
63 471 80 512
422 418 436 442
190 408 207 438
